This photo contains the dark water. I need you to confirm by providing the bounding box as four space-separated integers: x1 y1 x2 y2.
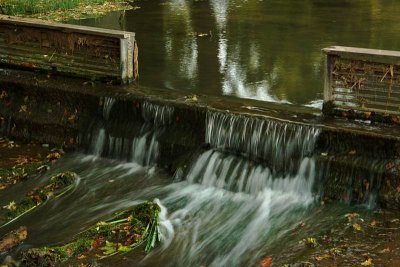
73 0 400 106
0 101 386 266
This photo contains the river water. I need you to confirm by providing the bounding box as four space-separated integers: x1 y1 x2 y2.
0 101 385 266
73 0 400 106
1 1 399 266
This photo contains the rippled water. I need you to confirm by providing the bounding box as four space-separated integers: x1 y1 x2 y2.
72 0 400 106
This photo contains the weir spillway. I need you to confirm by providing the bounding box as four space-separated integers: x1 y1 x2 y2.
1 68 400 208
1 68 400 265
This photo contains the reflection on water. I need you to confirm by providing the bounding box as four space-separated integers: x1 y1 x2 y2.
73 0 400 104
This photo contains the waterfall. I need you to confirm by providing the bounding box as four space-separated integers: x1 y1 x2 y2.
186 150 315 196
103 97 116 120
88 100 174 166
206 111 320 173
141 111 321 267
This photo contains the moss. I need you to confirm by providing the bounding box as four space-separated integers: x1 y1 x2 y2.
0 161 46 184
22 247 69 267
22 201 162 264
1 171 76 226
70 237 92 255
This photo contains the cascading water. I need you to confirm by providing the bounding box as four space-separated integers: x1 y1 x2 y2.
88 100 174 166
1 102 388 266
206 111 320 174
139 112 321 267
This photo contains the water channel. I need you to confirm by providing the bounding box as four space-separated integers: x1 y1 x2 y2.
74 0 400 106
1 0 400 266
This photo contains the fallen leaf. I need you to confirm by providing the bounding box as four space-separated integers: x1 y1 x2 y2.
353 223 362 231
364 112 372 119
3 201 17 211
361 258 373 266
379 248 390 253
46 152 61 161
0 90 7 99
306 237 318 247
315 254 331 261
370 220 376 227
260 256 272 267
13 155 29 166
345 213 359 222
330 247 342 256
91 236 105 250
19 105 27 113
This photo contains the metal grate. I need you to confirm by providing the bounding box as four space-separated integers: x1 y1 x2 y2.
0 15 138 84
324 46 400 116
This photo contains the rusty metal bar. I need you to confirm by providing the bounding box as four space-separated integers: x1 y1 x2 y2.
0 15 138 84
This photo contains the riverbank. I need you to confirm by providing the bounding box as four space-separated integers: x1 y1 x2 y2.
0 0 136 21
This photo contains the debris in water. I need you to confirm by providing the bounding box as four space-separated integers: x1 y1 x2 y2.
306 237 318 248
0 226 28 252
260 256 272 267
1 172 76 227
0 140 64 191
361 258 373 266
352 223 362 231
22 201 161 265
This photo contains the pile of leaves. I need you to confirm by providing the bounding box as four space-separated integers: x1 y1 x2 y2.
1 171 76 227
0 138 64 191
22 201 161 266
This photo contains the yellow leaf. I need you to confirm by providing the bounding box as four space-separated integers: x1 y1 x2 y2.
19 105 27 113
353 223 362 231
361 258 373 266
3 201 17 211
345 213 359 222
370 220 376 227
306 237 317 247
315 254 331 261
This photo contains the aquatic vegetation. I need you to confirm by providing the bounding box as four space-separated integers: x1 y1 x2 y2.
1 171 76 227
0 0 134 22
0 138 64 191
22 201 161 265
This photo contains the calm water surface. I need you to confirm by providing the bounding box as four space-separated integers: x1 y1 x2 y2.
74 0 400 107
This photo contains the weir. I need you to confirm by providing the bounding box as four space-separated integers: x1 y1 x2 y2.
1 39 400 265
1 67 400 209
